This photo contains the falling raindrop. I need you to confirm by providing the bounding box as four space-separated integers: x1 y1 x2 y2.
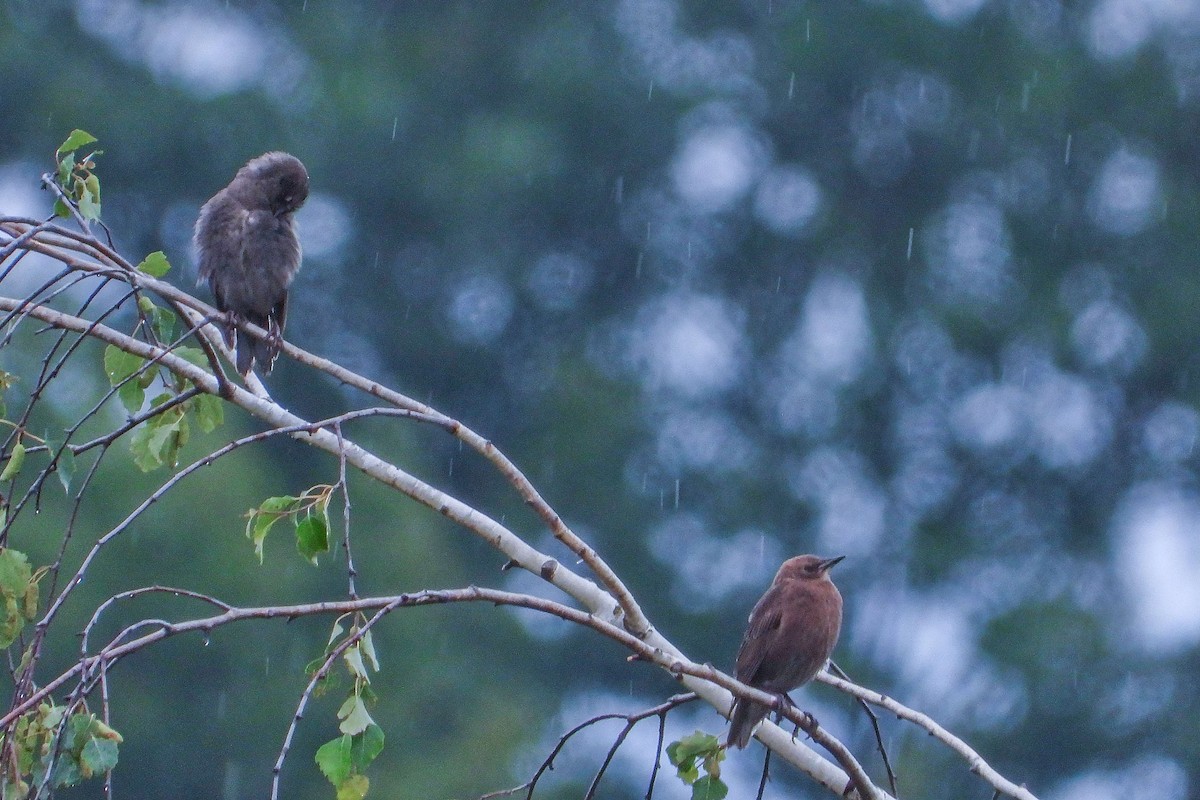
659 488 665 509
788 72 795 99
776 276 782 293
391 116 398 141
806 19 811 42
906 227 914 260
448 457 455 477
674 479 680 509
648 81 654 100
1064 133 1073 166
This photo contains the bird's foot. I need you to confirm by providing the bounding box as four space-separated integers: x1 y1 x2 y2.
264 323 284 359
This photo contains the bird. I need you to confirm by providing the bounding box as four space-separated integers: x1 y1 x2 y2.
726 554 844 749
194 151 309 375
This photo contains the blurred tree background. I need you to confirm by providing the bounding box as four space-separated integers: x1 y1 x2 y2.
1 0 1198 798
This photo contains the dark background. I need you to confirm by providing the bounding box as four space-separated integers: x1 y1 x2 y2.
1 1 1197 798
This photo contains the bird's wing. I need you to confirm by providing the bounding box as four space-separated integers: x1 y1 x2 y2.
195 196 251 289
241 209 301 318
733 585 785 684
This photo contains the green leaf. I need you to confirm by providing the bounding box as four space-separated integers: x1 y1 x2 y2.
325 618 347 649
104 345 145 387
103 341 154 412
1 442 25 482
129 423 163 472
135 298 178 343
343 644 369 681
690 775 728 800
136 250 170 278
56 151 76 186
359 629 380 672
57 129 97 157
132 412 187 472
117 382 146 415
41 705 66 730
0 549 32 648
0 596 22 650
315 735 352 786
80 735 119 777
674 731 718 759
668 731 722 788
336 773 369 800
351 724 385 771
78 174 101 220
53 197 71 219
65 712 93 749
0 551 31 594
337 695 374 736
176 347 209 368
192 394 223 433
247 496 297 563
53 440 75 495
21 581 37 623
48 753 81 788
295 513 329 565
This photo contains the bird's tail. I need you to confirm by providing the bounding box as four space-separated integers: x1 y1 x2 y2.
726 698 769 749
235 314 281 376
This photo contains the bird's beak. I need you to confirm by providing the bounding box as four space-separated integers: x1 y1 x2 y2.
818 555 845 572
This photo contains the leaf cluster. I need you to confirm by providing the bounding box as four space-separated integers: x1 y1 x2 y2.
666 732 727 800
4 705 121 799
312 615 385 800
244 484 333 564
0 549 41 650
102 343 223 472
52 130 103 221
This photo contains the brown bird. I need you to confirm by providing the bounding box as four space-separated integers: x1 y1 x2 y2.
726 554 844 749
194 151 309 375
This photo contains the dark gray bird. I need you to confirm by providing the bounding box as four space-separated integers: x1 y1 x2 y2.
194 151 309 375
726 554 844 749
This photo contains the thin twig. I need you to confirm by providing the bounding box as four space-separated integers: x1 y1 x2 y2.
830 660 898 797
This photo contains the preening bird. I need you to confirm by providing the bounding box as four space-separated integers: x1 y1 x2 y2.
194 151 308 375
726 554 844 749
